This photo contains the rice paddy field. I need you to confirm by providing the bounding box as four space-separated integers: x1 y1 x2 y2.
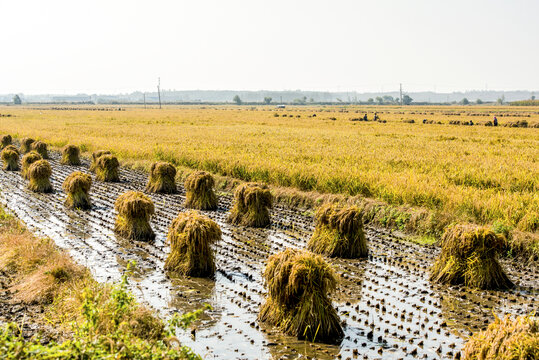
0 104 538 359
0 105 537 235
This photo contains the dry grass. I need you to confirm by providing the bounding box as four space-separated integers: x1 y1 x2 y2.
60 144 81 165
95 154 120 182
227 182 272 227
114 191 155 241
430 224 513 289
27 159 53 193
1 146 19 171
21 151 42 179
184 170 217 210
146 161 177 194
19 137 34 154
258 248 343 344
31 140 49 159
0 207 166 341
462 314 538 360
89 149 111 172
164 210 221 277
62 171 92 210
309 203 367 258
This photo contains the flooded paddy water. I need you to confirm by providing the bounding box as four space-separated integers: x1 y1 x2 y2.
0 150 537 360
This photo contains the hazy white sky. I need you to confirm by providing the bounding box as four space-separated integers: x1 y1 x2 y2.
1 0 538 94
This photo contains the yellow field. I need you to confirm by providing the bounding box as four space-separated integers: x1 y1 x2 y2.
0 105 537 236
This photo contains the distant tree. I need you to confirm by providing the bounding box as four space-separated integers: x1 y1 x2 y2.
461 98 470 105
383 95 394 103
376 96 384 105
263 97 272 104
309 98 314 103
402 94 413 105
532 95 536 100
497 95 505 105
476 99 483 104
233 95 242 105
367 98 374 104
13 95 21 105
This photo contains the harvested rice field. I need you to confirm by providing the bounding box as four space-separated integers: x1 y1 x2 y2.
0 145 537 359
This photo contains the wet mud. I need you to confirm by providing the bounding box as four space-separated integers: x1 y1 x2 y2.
0 150 537 359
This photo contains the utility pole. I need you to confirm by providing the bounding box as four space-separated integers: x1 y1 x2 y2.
157 77 162 109
399 83 403 106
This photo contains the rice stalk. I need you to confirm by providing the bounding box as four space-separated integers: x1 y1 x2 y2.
308 203 367 258
258 248 344 344
146 161 177 194
62 171 92 209
21 151 42 179
184 171 217 210
19 138 34 154
114 191 155 241
27 159 53 193
1 146 19 171
30 141 49 159
1 135 12 148
227 182 272 227
61 144 81 165
164 210 221 277
462 314 538 359
430 224 513 289
89 150 111 172
95 154 120 182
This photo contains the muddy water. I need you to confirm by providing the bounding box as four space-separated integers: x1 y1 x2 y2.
0 151 537 360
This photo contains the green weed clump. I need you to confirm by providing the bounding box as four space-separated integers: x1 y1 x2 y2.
63 171 92 210
19 137 34 154
61 144 81 165
27 159 53 193
0 269 205 360
1 134 12 148
430 224 513 289
1 145 19 171
30 141 49 159
114 191 155 241
165 210 221 277
258 248 344 344
309 203 367 258
146 161 177 194
89 150 111 172
95 154 120 182
227 182 272 227
461 314 538 359
21 151 42 179
184 171 217 210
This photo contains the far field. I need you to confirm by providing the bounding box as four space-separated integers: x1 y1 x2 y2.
0 104 537 236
